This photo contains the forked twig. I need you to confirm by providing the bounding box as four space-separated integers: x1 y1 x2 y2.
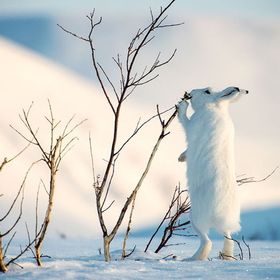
10 101 85 267
145 183 190 253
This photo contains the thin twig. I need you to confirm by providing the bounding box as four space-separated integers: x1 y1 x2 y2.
237 167 278 186
114 106 175 156
122 245 136 259
145 183 191 253
3 232 16 258
242 236 251 260
224 236 243 260
57 24 89 42
89 133 97 188
0 160 39 235
0 142 31 172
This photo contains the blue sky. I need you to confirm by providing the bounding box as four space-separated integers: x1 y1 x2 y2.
0 0 279 20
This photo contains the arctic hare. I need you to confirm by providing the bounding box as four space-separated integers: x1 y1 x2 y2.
177 87 248 260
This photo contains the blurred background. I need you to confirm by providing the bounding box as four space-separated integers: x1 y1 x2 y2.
0 0 279 242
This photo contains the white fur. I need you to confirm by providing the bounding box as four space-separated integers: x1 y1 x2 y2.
177 86 248 260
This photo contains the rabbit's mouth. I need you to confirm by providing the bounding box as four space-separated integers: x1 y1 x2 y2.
183 92 192 100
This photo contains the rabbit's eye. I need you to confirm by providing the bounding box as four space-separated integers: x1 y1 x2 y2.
205 89 211 94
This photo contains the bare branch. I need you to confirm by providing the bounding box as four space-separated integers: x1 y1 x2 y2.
89 133 97 188
112 108 177 243
87 9 103 31
40 179 49 196
57 24 89 42
61 116 87 141
86 11 116 114
13 101 84 266
145 183 191 253
127 49 177 91
223 236 243 260
57 0 180 261
101 200 115 213
0 183 23 223
35 182 41 238
0 160 38 237
3 232 16 259
114 106 175 156
59 137 77 156
113 55 125 93
122 194 137 259
123 0 178 93
157 22 184 28
58 10 115 114
97 63 119 102
149 7 154 22
0 141 31 172
122 245 136 259
242 236 251 260
237 167 278 186
101 154 119 212
0 158 7 172
0 160 39 223
131 74 160 87
6 223 38 267
11 105 51 166
9 125 38 147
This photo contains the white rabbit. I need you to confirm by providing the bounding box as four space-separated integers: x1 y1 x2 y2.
177 87 248 260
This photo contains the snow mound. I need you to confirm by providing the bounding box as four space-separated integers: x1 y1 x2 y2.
4 237 280 280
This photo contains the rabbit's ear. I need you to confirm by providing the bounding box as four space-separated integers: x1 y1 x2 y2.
216 87 248 103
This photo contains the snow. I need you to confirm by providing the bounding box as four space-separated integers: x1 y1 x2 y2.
1 11 280 278
2 237 280 279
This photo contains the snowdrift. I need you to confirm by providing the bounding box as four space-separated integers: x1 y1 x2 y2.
0 36 279 240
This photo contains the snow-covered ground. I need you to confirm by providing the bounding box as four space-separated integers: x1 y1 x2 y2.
3 237 280 279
